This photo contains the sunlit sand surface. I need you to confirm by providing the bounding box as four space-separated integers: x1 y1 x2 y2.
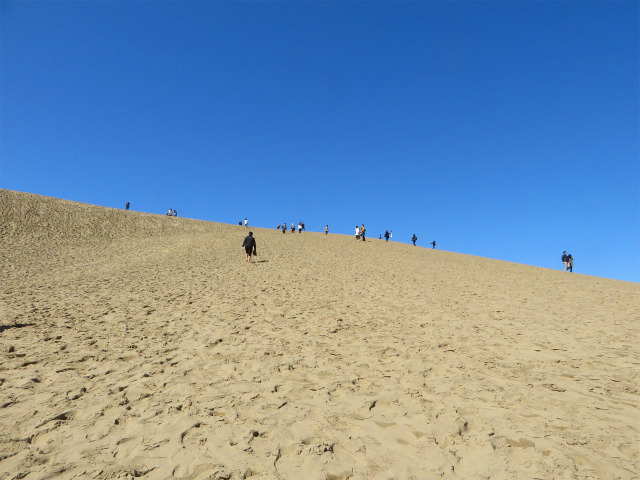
1 189 638 480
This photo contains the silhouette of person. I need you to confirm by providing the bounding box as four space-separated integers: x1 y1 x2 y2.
324 225 329 235
431 240 436 249
242 231 257 262
562 251 569 271
361 224 366 241
173 209 177 217
411 234 417 246
126 202 130 210
567 254 574 273
384 230 390 242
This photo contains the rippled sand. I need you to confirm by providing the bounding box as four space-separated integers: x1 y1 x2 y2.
1 189 638 480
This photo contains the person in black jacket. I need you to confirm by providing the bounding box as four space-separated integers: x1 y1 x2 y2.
562 251 569 271
411 234 417 246
242 232 257 263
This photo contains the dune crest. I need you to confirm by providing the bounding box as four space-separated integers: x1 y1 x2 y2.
1 189 638 480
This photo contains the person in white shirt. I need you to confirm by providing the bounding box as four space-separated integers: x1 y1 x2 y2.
355 225 360 240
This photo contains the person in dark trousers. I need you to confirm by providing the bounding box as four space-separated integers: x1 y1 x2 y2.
173 209 177 217
411 234 417 246
562 251 569 271
324 225 329 235
431 240 436 249
567 254 574 272
242 231 257 263
282 222 287 233
126 202 130 210
361 224 366 241
384 230 390 242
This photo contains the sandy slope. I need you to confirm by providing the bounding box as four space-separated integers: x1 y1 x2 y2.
1 189 638 480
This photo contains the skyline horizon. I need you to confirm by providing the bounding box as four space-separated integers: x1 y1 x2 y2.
2 1 638 283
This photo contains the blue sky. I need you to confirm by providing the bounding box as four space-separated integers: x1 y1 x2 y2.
1 1 638 282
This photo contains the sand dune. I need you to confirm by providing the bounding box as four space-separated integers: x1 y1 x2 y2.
1 189 638 480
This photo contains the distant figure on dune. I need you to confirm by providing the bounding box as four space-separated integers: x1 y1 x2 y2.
411 234 417 246
244 218 248 227
298 222 302 233
567 254 574 273
125 202 130 210
431 240 436 249
355 225 360 240
167 209 172 216
277 224 280 230
384 230 390 242
361 224 366 241
173 209 177 217
324 225 329 235
291 223 295 233
562 251 569 271
242 231 257 263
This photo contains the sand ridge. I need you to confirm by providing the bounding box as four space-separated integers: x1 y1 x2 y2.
1 189 639 479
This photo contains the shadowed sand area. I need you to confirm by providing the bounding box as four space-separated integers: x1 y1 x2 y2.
1 189 638 480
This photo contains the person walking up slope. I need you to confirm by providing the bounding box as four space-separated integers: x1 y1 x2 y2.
242 232 257 263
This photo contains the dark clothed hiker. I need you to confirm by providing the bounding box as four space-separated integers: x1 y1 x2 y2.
242 232 257 263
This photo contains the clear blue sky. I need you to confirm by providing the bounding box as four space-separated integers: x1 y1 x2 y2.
1 1 638 282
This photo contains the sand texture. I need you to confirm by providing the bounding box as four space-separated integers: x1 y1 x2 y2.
1 189 639 480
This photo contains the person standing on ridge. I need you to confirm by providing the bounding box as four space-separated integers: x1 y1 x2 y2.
282 222 287 233
361 224 366 241
567 254 574 272
324 225 329 235
562 251 569 271
244 218 248 227
431 240 436 249
355 225 360 240
384 230 390 242
126 202 130 210
242 231 257 263
411 234 417 246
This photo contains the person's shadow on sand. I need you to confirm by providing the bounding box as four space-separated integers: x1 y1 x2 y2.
0 323 35 333
257 260 269 263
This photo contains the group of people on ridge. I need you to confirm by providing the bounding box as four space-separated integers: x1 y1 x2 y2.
277 221 305 233
355 224 366 241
